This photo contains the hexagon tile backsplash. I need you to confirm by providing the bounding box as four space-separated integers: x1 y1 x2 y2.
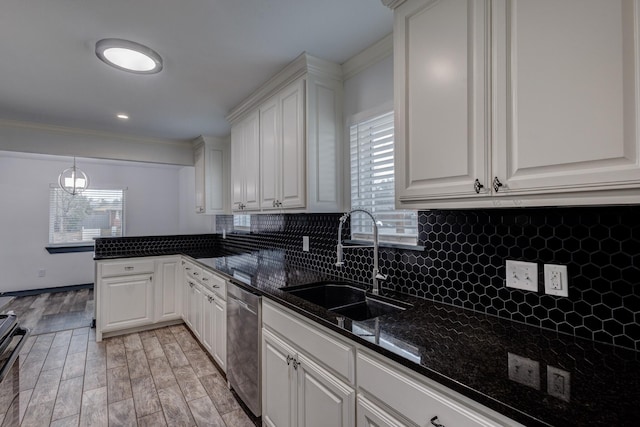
217 206 640 351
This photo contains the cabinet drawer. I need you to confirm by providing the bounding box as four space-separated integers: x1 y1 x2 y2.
186 264 203 281
100 260 155 277
357 351 514 427
263 301 355 384
201 270 226 298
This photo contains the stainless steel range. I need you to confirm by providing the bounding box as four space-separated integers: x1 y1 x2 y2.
0 312 30 426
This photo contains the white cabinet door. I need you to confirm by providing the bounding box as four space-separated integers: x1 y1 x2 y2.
100 273 154 332
357 395 409 427
492 0 640 196
279 79 306 209
260 96 280 209
194 142 206 213
231 112 261 211
201 290 215 355
262 330 297 427
297 354 355 427
187 282 203 339
394 0 490 203
155 258 181 322
212 297 227 372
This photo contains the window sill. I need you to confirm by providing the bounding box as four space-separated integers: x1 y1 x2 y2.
344 239 425 252
45 244 94 254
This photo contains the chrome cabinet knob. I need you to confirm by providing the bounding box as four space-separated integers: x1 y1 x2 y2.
473 179 484 194
492 176 503 193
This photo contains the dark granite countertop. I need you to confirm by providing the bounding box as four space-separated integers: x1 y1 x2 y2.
192 250 640 427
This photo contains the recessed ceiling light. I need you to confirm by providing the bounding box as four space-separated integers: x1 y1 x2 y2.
95 39 163 74
116 114 129 120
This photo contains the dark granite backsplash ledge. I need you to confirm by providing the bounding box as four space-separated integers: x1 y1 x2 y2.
96 205 640 352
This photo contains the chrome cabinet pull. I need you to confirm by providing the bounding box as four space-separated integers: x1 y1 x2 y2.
202 277 208 281
492 176 503 192
193 272 199 276
430 416 445 427
212 284 220 289
292 359 300 370
473 179 484 194
185 267 192 271
124 266 134 271
286 355 293 366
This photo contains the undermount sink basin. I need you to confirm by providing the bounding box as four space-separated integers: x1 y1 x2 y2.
284 282 409 321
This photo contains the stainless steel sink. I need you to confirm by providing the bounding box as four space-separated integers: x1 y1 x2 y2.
284 282 410 321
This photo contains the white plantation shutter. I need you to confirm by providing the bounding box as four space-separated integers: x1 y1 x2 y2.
350 111 418 245
49 187 125 244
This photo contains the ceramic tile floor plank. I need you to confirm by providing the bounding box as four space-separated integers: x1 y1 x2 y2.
19 358 45 391
62 351 87 380
199 374 240 415
51 330 73 349
222 408 255 427
154 328 177 345
141 336 165 360
163 342 190 368
157 385 196 427
148 357 178 390
188 395 226 427
50 414 80 427
21 399 55 427
184 350 217 378
52 375 83 421
122 333 144 352
68 334 88 355
1 389 32 426
84 357 108 392
105 340 127 370
30 366 63 405
107 397 137 427
42 344 69 371
86 340 106 362
19 335 37 356
79 386 108 427
173 331 200 353
137 411 167 427
126 349 150 379
73 327 90 336
173 365 207 402
130 376 162 418
106 366 133 404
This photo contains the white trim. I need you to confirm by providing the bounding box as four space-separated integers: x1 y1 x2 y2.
381 0 408 9
345 101 394 128
341 33 393 81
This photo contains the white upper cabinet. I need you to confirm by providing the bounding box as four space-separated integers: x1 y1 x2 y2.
493 0 640 196
391 0 640 208
228 53 343 213
194 136 230 214
260 80 306 210
395 0 490 202
231 111 261 211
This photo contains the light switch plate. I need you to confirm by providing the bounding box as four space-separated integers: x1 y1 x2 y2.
506 260 538 291
508 352 540 390
544 264 568 297
302 236 310 252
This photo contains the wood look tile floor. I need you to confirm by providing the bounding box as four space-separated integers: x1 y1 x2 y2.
0 291 255 427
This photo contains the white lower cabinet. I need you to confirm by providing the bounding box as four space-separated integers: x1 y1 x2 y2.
212 296 227 372
187 279 203 340
262 329 355 427
100 273 154 333
155 257 182 322
357 395 407 427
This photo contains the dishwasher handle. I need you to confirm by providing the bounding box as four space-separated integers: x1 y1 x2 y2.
227 293 258 316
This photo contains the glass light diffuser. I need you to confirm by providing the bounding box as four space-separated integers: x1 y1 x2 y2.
95 39 163 74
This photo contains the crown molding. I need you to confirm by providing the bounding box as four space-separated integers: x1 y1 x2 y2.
381 0 407 9
341 33 393 80
226 52 342 124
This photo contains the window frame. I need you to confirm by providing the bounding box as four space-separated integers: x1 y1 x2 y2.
48 185 126 248
346 103 420 248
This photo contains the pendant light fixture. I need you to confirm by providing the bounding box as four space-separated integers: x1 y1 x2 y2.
58 157 89 195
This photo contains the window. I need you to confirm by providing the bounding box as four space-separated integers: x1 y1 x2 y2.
350 110 418 245
49 187 125 245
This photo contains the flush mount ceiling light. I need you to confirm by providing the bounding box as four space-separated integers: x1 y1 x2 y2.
58 157 89 195
116 113 129 120
95 38 163 74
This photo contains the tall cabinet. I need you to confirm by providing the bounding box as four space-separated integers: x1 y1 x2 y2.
194 135 230 214
228 53 344 213
388 0 640 208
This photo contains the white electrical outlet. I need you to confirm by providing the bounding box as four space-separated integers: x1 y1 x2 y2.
508 353 540 390
505 260 538 291
302 236 310 252
38 269 46 277
544 264 568 297
547 365 571 402
222 229 226 239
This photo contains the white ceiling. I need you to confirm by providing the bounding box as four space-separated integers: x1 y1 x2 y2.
0 0 392 142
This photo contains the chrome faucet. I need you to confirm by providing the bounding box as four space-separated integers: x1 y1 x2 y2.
336 209 387 294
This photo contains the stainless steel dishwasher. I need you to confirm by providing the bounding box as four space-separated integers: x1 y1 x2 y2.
226 280 262 417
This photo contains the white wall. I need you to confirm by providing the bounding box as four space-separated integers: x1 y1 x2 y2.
343 55 393 121
0 151 212 293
